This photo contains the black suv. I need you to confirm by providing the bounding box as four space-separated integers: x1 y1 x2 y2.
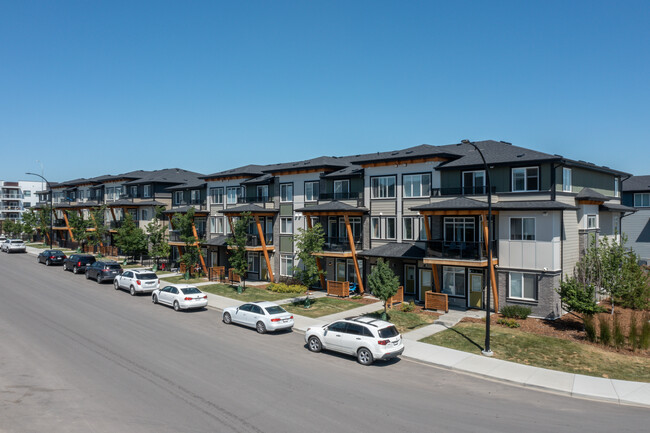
85 260 122 284
63 254 96 274
37 249 67 266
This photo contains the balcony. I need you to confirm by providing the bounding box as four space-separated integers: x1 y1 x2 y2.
319 192 363 201
431 186 497 197
324 236 362 252
245 234 273 246
425 240 497 261
1 194 23 200
53 219 67 227
238 196 274 205
169 229 207 243
109 220 124 229
171 200 207 211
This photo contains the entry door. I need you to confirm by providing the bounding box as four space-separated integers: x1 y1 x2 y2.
469 271 483 309
419 269 432 301
260 255 268 280
404 265 416 295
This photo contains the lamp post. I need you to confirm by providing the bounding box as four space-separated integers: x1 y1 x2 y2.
460 140 493 356
26 172 53 249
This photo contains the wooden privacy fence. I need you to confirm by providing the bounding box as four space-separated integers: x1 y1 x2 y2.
228 268 241 283
327 280 349 297
387 286 404 308
425 291 448 313
208 266 226 282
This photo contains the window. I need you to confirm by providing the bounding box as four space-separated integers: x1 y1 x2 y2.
587 215 597 229
141 209 149 221
562 168 572 192
512 167 539 192
634 193 650 207
371 216 395 239
190 190 201 204
333 180 349 199
130 186 138 197
371 217 380 239
305 181 319 201
247 252 259 273
371 176 396 199
614 178 619 198
226 187 239 204
280 217 293 234
403 217 415 240
173 191 183 205
23 190 31 197
442 266 466 297
210 187 223 204
144 185 152 198
403 173 431 198
257 185 269 201
444 217 475 242
386 217 396 239
462 171 486 195
509 272 537 300
280 183 293 202
419 216 428 240
510 217 535 240
280 255 294 276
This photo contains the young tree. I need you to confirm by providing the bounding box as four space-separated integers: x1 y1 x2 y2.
295 222 325 288
146 206 170 270
114 213 148 262
37 205 52 245
21 209 39 242
556 276 604 321
367 258 400 320
2 220 23 238
66 210 90 251
87 205 109 255
172 208 200 278
227 212 252 290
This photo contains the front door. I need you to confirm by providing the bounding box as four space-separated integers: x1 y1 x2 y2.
469 271 483 309
404 265 416 295
419 269 432 301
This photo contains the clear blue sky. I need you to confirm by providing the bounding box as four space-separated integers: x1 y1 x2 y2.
1 1 649 183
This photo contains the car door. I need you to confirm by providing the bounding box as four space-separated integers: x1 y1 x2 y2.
249 305 264 327
342 323 368 355
120 271 133 289
233 304 252 325
158 286 172 305
323 321 348 352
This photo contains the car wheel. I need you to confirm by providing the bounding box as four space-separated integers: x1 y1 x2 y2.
308 336 322 353
223 312 232 324
85 272 90 279
46 259 51 266
113 280 119 290
152 294 158 304
256 321 267 334
97 275 102 284
73 266 79 274
130 286 136 296
357 348 374 366
173 301 180 311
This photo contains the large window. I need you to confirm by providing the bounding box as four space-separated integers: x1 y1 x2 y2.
444 217 475 242
371 217 380 239
386 217 396 239
190 190 201 204
210 216 224 234
305 181 319 202
280 217 293 234
634 193 650 207
512 167 539 192
509 272 537 301
510 217 535 240
257 185 269 201
210 187 224 205
462 171 486 195
280 183 293 202
130 186 138 197
280 255 294 276
563 168 572 192
371 176 396 199
144 184 152 198
333 180 349 199
247 252 260 273
587 215 597 229
403 173 431 198
226 187 240 204
403 216 415 240
442 266 466 297
371 216 396 239
173 191 183 205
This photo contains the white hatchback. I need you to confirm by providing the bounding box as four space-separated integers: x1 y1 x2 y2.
114 270 160 295
222 301 294 334
152 284 208 311
305 316 404 365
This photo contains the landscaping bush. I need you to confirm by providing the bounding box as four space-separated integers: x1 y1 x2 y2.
613 315 625 349
500 305 532 320
268 283 307 294
583 315 597 343
628 314 638 351
641 315 650 350
599 316 611 346
401 301 415 313
497 318 521 328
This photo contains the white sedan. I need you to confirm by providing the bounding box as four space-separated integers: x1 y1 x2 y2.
152 284 208 311
222 301 294 334
114 269 160 295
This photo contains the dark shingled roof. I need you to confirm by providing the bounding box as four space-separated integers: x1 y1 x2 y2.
200 164 266 180
600 203 636 212
262 156 350 173
321 165 364 178
162 205 209 214
436 140 559 169
204 235 231 246
124 168 205 186
241 174 274 185
349 144 461 165
575 188 609 202
357 242 426 259
622 175 650 192
411 197 578 211
219 204 278 214
493 201 578 211
295 201 368 213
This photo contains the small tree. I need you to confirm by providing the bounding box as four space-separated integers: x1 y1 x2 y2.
295 222 325 288
556 276 604 321
114 213 148 262
66 210 90 251
37 206 52 245
87 205 109 255
227 212 252 290
21 209 39 242
172 208 200 278
146 207 170 270
2 220 23 238
367 258 400 320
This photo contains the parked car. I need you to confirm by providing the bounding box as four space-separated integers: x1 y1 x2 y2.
305 316 404 365
2 239 26 253
222 301 294 334
37 249 66 265
85 260 122 283
151 284 208 311
114 269 160 295
63 254 96 274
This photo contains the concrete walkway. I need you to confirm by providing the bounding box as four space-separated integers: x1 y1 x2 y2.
400 308 484 341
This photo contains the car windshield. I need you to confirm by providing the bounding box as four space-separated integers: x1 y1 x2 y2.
181 287 201 295
378 326 399 338
264 306 286 315
137 273 157 280
106 264 121 270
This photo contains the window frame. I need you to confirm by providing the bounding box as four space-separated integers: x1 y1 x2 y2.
257 185 269 202
333 180 349 199
512 167 540 192
562 167 572 192
508 272 537 301
402 216 415 240
210 187 224 205
226 187 240 204
510 217 536 241
462 170 486 195
442 266 466 298
403 173 431 198
280 254 294 276
370 176 396 199
280 217 293 234
173 191 184 205
143 184 152 198
280 183 293 203
371 217 380 239
634 193 650 207
587 214 597 229
304 181 319 202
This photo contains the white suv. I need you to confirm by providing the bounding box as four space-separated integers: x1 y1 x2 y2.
114 269 160 295
2 239 26 253
305 316 404 365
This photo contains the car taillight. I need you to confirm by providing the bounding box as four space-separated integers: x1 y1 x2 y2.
290 315 293 319
378 340 389 345
77 261 81 266
271 318 281 322
137 280 141 285
184 297 193 301
50 256 55 259
157 279 160 284
203 295 207 299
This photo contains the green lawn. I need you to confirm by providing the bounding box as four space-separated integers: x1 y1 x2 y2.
283 296 361 318
26 243 50 249
364 309 438 335
421 322 650 382
159 275 209 284
200 284 290 302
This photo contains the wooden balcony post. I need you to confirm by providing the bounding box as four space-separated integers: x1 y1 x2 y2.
254 215 274 282
63 211 75 242
191 221 208 276
481 215 498 311
344 214 364 294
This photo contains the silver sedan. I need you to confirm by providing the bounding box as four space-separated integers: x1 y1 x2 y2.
151 285 208 311
222 301 294 334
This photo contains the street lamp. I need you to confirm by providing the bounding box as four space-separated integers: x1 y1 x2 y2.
26 172 53 249
460 140 493 356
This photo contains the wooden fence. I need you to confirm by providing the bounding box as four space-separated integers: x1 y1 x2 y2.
387 286 404 308
425 291 448 312
327 280 350 297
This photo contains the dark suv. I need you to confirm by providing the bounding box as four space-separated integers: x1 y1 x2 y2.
85 260 122 284
37 249 67 266
63 254 96 274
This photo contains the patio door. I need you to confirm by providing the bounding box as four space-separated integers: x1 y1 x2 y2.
418 269 432 301
404 265 416 295
468 270 483 309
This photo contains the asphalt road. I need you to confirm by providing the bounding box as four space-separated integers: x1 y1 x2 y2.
0 252 646 433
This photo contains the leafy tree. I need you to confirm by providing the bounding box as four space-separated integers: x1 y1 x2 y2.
21 209 39 241
227 212 252 289
2 219 23 237
556 276 604 320
619 251 650 310
146 206 170 270
37 205 52 245
114 213 148 262
66 210 90 251
87 205 109 254
295 222 325 288
172 208 200 278
367 258 400 320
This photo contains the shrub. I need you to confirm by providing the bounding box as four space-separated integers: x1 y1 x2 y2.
583 315 597 343
641 315 650 350
268 283 307 294
497 318 521 328
629 314 638 351
613 315 625 349
500 305 532 320
401 301 415 313
599 316 611 346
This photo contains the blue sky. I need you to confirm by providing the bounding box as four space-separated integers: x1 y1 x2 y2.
1 1 649 182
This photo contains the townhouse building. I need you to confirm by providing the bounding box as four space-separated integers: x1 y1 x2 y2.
622 175 650 263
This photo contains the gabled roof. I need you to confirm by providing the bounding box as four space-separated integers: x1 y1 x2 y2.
436 140 560 169
241 174 274 185
575 187 609 202
357 242 425 259
124 168 205 186
262 156 350 174
622 175 650 192
600 203 636 213
89 170 150 184
219 204 278 214
349 143 461 165
200 164 266 180
295 201 368 213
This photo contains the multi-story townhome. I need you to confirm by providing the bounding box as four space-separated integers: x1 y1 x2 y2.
622 175 650 263
0 180 41 224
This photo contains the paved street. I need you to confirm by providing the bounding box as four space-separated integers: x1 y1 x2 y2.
0 253 646 433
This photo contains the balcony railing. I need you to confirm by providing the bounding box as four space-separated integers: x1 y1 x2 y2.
53 219 67 227
171 201 207 211
319 192 363 201
431 186 497 197
324 236 362 252
425 240 497 261
169 230 207 243
109 220 124 229
245 234 274 246
1 194 23 199
238 196 274 204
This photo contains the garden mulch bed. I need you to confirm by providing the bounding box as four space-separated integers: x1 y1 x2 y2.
462 301 649 358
